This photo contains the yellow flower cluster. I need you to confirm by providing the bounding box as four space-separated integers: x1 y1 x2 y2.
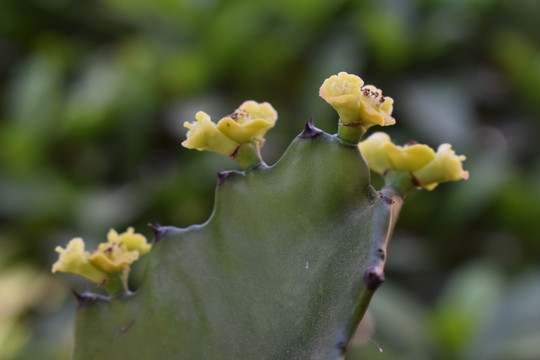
52 227 151 288
319 72 395 128
359 132 469 190
182 101 277 156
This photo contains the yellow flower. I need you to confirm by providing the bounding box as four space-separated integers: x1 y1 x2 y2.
88 242 139 274
182 101 278 157
52 227 151 289
359 132 468 190
412 144 470 190
319 72 395 128
217 101 277 144
107 227 151 255
52 238 108 284
182 111 240 155
359 132 434 173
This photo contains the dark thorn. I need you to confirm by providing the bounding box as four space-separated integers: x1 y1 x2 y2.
380 194 395 205
72 289 90 308
364 266 385 291
217 170 233 185
229 144 241 158
377 248 386 261
335 341 347 355
365 185 378 204
121 320 135 333
411 173 422 188
72 289 99 308
298 117 322 139
147 223 170 243
122 289 135 297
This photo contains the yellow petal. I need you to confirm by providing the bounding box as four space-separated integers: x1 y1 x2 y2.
51 238 108 284
357 85 396 127
319 72 365 99
217 118 273 143
236 100 277 126
88 243 139 274
107 227 151 255
319 72 364 125
217 101 277 143
182 111 239 155
413 144 469 190
358 132 393 174
382 142 435 172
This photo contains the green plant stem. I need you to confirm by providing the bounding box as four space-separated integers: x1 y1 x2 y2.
73 130 406 360
102 275 125 296
384 171 417 199
337 121 367 144
231 141 265 170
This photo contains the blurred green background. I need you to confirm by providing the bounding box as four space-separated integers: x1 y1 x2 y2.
1 0 539 359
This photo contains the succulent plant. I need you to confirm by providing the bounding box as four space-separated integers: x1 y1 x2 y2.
53 72 468 359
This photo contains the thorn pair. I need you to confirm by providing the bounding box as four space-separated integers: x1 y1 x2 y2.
298 117 323 139
147 223 171 243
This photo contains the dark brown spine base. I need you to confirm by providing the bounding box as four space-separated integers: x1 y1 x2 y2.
298 117 323 139
364 266 385 291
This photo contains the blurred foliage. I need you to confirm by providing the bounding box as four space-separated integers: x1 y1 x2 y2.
0 0 539 358
349 261 540 360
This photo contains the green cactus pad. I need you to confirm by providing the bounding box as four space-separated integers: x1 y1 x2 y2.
73 122 403 359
